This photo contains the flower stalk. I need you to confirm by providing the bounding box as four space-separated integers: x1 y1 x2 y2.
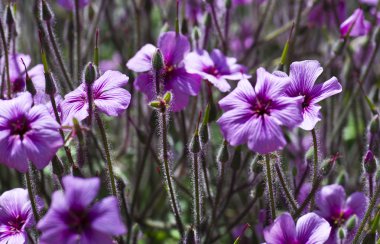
265 154 276 220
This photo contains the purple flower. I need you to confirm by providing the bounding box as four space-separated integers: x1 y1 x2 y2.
37 176 126 243
184 49 250 92
315 184 368 242
60 70 131 125
126 31 202 112
340 9 371 37
285 60 342 131
217 68 303 154
0 92 63 172
99 54 122 73
57 0 90 10
308 0 345 28
0 188 35 243
263 212 331 244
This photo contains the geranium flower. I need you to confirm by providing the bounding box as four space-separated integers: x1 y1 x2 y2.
340 9 371 37
37 176 126 243
217 68 303 154
285 60 342 131
0 188 38 244
184 49 250 92
315 184 368 243
0 92 63 172
57 0 90 10
126 31 202 112
263 212 331 244
59 70 131 125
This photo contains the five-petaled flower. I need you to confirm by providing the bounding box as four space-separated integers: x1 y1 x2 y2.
60 70 131 125
263 212 331 244
0 92 63 172
37 176 126 244
0 188 39 244
340 8 371 37
217 68 303 154
315 184 368 243
184 49 250 92
127 31 202 112
285 60 342 131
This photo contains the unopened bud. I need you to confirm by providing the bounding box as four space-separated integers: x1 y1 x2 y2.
204 13 212 28
184 227 196 244
6 5 14 26
192 27 200 42
41 0 54 22
254 180 265 198
52 155 64 176
44 72 56 95
338 227 345 240
364 150 377 175
163 91 172 104
200 104 210 144
152 49 165 71
321 154 338 176
84 62 97 85
252 156 263 174
345 215 357 232
217 140 229 163
115 176 126 193
231 146 241 170
225 0 232 8
370 115 380 134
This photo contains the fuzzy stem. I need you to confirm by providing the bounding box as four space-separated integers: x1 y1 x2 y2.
209 2 225 49
201 151 213 205
369 175 373 199
0 19 11 98
26 169 40 223
193 152 201 228
86 84 93 127
160 110 184 235
274 162 299 211
45 21 73 90
310 128 319 208
265 154 276 220
352 182 380 243
95 112 117 196
49 93 75 167
75 0 81 81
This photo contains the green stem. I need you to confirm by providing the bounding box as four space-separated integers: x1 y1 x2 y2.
353 182 380 243
274 162 299 211
265 154 276 220
95 112 117 196
46 22 73 90
26 169 40 223
160 110 184 235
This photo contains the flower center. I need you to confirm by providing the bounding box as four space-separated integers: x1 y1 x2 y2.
253 98 272 117
9 116 30 139
204 66 220 77
331 211 348 227
302 96 311 109
12 77 26 93
7 215 25 234
67 210 90 234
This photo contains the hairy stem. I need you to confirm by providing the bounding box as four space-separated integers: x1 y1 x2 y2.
26 169 40 223
274 162 299 211
265 154 276 220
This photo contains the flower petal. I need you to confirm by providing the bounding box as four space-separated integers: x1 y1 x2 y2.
218 79 255 111
62 176 100 211
310 76 342 103
126 44 156 72
263 213 297 244
299 104 322 131
345 192 368 219
315 184 346 221
296 212 331 244
168 67 202 96
288 60 323 96
94 88 131 116
158 32 190 66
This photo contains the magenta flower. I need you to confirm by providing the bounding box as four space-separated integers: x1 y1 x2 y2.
126 31 202 112
57 0 90 10
0 92 63 172
0 188 36 244
37 176 126 243
285 60 342 131
340 9 371 37
263 212 331 244
308 0 345 28
217 68 303 154
60 70 131 125
315 184 368 243
184 49 250 92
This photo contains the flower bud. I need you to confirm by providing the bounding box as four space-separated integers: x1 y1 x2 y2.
204 13 212 28
217 140 229 163
184 227 196 244
41 0 54 22
231 146 241 170
84 62 97 85
163 91 172 105
370 115 380 134
6 5 14 26
190 131 201 154
225 0 232 9
321 154 338 176
44 72 56 95
338 227 345 240
364 150 377 175
200 104 210 144
192 27 200 42
52 155 64 176
152 49 165 71
345 215 357 232
252 156 263 174
254 180 265 198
